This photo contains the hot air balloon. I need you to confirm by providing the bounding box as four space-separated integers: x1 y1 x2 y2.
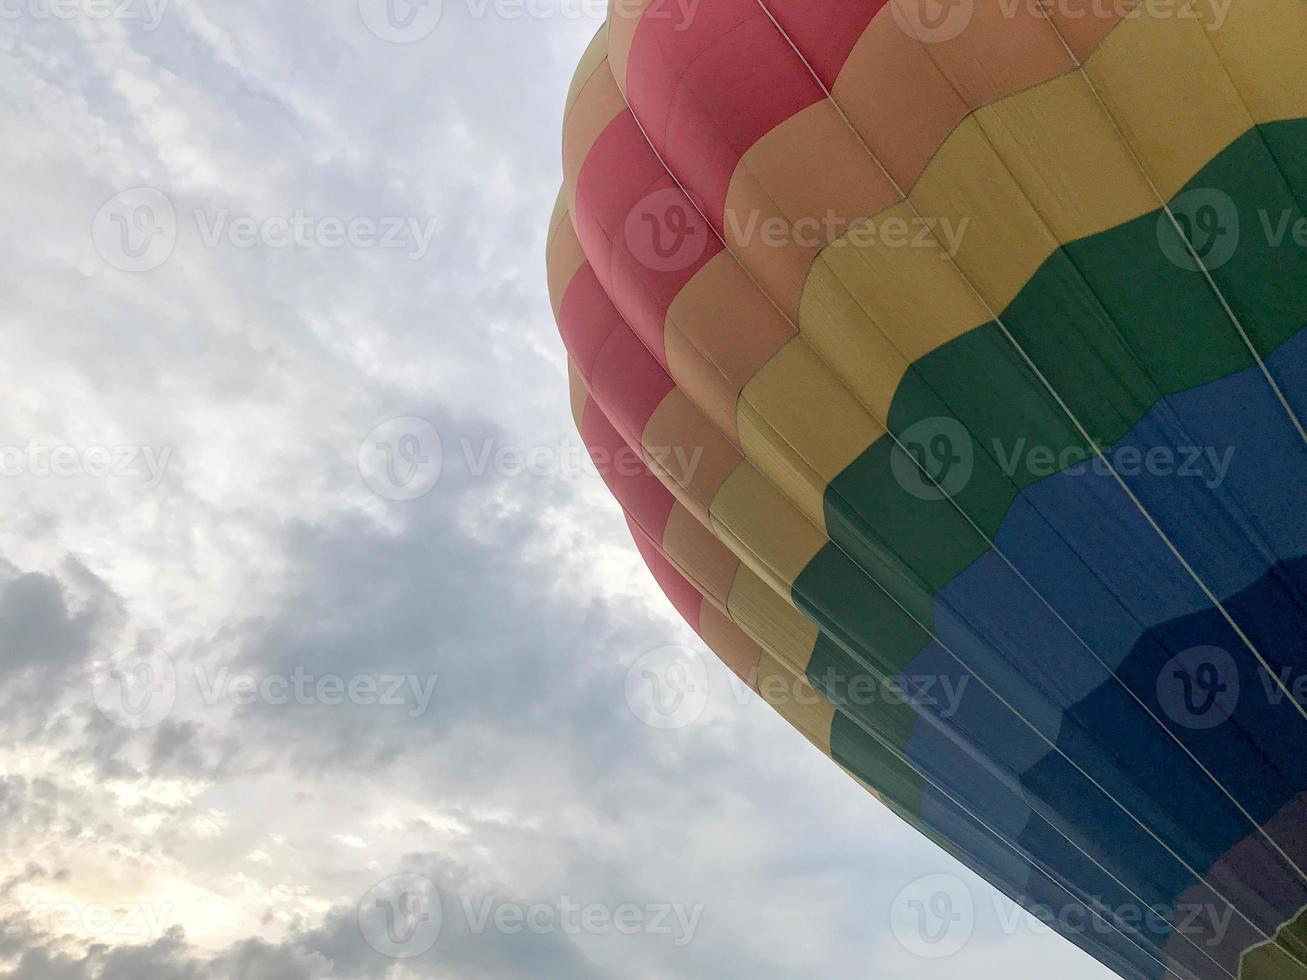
546 1 1307 977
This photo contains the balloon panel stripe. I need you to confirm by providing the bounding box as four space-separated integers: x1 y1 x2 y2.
549 3 1307 976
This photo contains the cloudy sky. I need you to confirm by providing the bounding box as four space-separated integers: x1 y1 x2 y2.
0 2 1118 977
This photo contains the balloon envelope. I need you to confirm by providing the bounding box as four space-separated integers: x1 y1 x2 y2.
548 4 1307 977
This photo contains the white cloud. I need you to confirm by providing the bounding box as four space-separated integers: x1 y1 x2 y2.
0 5 1115 979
